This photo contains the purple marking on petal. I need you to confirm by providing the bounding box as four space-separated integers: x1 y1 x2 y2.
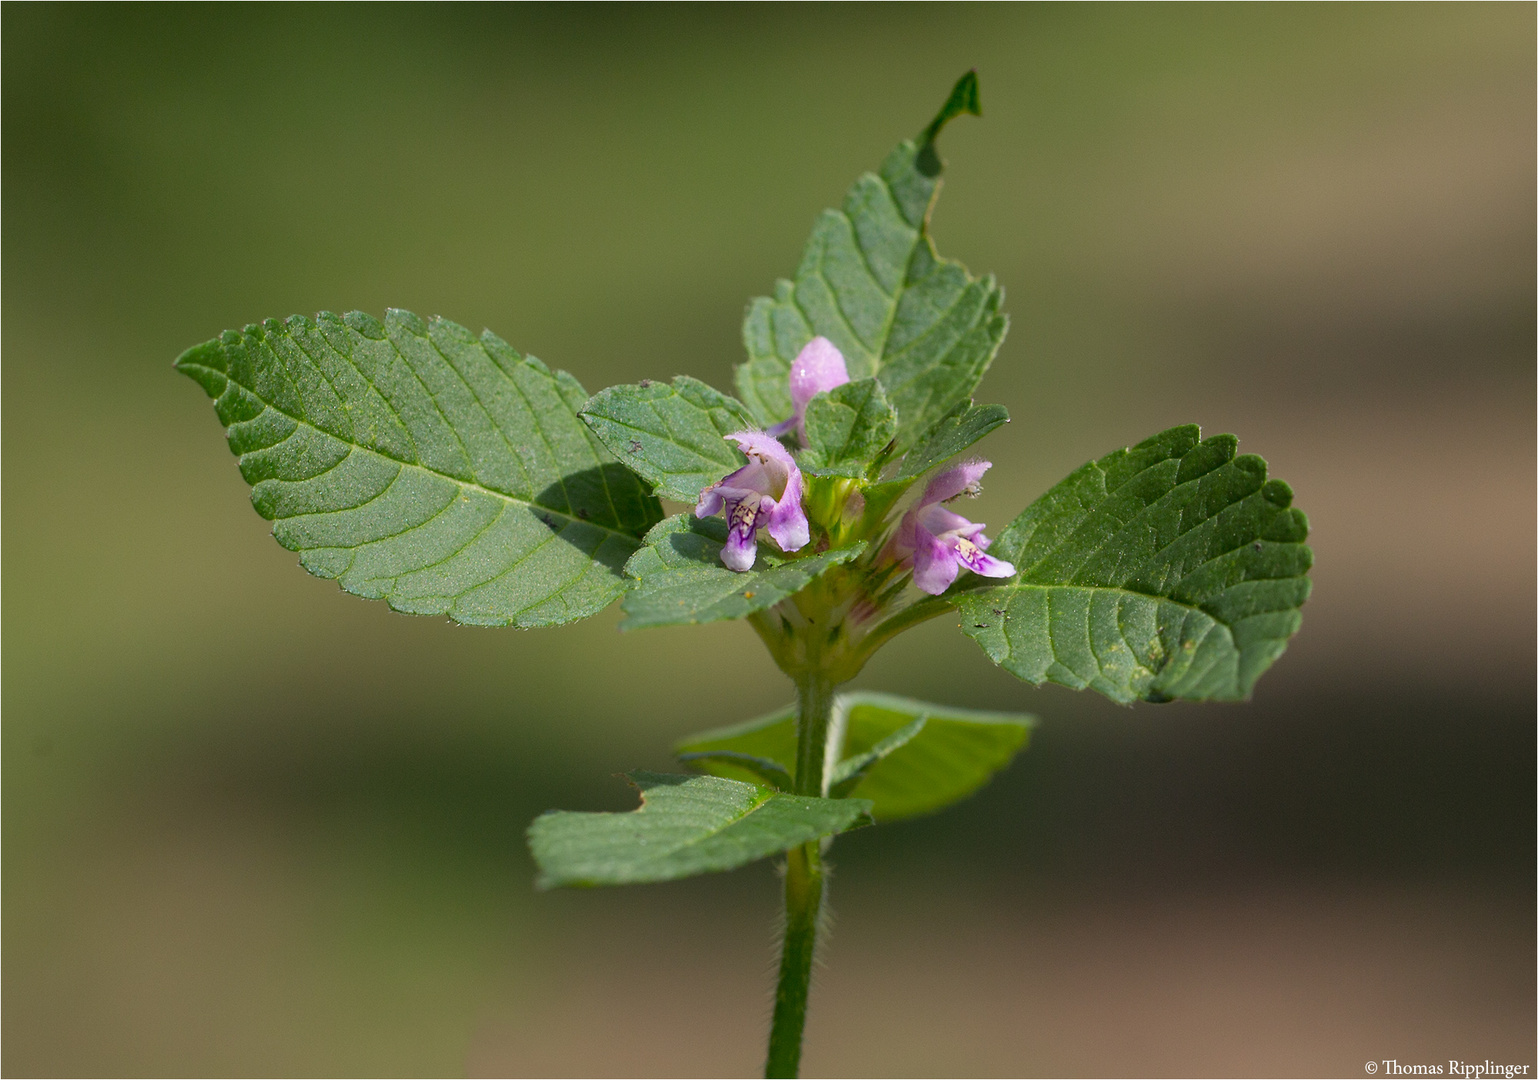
921 459 992 507
889 479 1008 592
911 525 961 595
721 527 758 571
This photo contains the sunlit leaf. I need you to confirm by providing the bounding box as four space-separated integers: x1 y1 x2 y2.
736 72 1005 451
957 425 1312 703
799 378 897 477
175 309 661 627
895 400 1010 480
674 751 794 792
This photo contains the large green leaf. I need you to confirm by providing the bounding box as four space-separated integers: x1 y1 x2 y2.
528 772 871 888
799 378 897 477
957 425 1312 703
176 309 661 627
676 692 1032 821
735 72 1006 452
580 377 756 503
620 515 866 631
895 400 1010 480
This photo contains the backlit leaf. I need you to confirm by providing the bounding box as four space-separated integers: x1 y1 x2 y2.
675 705 798 788
831 693 1033 820
676 691 1032 821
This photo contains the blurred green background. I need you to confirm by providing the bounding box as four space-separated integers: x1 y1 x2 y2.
5 4 1534 1076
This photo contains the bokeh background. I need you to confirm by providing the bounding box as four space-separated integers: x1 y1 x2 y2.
5 4 1534 1077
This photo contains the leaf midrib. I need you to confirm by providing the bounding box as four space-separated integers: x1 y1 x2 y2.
983 582 1213 626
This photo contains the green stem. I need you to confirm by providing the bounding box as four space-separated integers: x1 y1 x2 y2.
765 668 836 1078
793 669 835 798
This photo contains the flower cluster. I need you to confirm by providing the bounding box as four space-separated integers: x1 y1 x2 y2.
693 337 1015 595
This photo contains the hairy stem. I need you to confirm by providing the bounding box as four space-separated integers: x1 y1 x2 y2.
765 842 824 1078
765 668 836 1078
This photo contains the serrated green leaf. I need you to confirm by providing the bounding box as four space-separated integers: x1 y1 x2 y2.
735 73 1006 452
957 425 1312 703
676 691 1032 822
175 309 662 627
799 378 897 477
620 514 866 631
528 771 871 888
895 400 1010 480
580 376 757 503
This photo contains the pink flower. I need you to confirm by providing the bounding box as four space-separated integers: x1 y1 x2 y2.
885 460 1016 595
767 337 849 443
695 431 810 571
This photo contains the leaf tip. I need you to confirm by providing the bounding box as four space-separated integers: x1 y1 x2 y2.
173 339 229 397
917 70 984 176
924 71 982 142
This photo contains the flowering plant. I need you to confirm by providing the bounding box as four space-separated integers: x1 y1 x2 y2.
175 73 1311 1077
